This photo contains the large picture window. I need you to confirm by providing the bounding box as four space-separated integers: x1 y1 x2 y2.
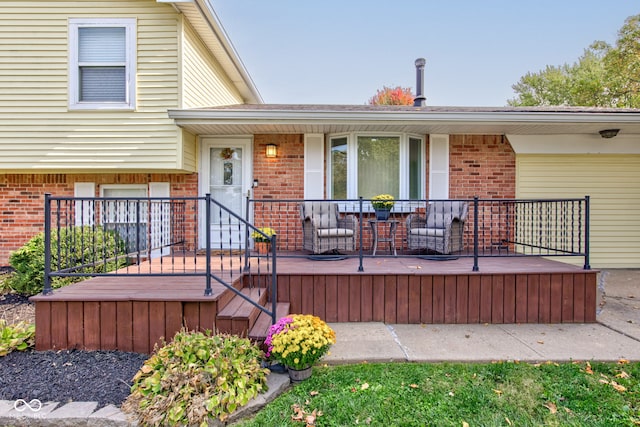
69 18 136 110
328 133 424 200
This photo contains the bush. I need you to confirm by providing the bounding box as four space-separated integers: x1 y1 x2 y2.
0 320 35 356
8 226 127 296
123 330 269 427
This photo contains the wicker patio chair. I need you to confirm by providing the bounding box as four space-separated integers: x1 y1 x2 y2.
300 201 358 254
406 201 469 254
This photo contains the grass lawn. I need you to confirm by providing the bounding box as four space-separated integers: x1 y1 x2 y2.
235 361 640 426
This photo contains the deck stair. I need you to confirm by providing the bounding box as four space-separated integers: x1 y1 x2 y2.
216 286 290 340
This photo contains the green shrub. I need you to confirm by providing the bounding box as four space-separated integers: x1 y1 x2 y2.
0 320 35 356
8 226 127 296
123 330 269 427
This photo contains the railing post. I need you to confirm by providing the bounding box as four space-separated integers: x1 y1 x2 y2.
583 195 591 270
243 192 251 272
473 196 479 272
204 193 213 296
43 193 53 295
270 234 277 325
358 197 364 272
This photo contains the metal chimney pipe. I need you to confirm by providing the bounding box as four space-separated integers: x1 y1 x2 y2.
413 58 426 107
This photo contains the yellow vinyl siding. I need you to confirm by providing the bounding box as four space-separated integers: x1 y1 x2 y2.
517 154 640 268
181 129 197 172
0 0 194 172
182 21 243 108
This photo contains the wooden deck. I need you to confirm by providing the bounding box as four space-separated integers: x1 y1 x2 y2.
31 256 598 353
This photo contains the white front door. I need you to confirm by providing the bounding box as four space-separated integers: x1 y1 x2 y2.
200 138 253 249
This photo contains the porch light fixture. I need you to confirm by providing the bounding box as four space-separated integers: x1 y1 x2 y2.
265 143 277 158
599 129 620 139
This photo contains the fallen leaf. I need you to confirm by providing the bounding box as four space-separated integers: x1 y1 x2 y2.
310 390 319 396
616 371 630 379
544 402 557 414
599 379 610 385
493 389 503 396
505 416 512 425
619 359 630 365
360 383 369 391
611 381 627 392
564 407 572 413
537 340 544 344
409 384 419 389
585 361 594 375
463 422 470 427
448 391 455 397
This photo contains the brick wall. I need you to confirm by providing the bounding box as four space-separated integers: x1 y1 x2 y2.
252 135 306 250
447 134 516 198
0 173 198 265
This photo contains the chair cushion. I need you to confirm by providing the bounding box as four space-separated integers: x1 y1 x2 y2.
409 228 445 237
312 213 338 229
317 228 354 237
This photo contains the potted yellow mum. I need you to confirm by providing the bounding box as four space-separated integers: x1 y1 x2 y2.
371 194 395 220
265 314 336 382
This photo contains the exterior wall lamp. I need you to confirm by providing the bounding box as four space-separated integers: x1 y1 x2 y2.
599 129 620 139
265 143 277 158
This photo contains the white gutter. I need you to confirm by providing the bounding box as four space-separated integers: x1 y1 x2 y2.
167 108 640 125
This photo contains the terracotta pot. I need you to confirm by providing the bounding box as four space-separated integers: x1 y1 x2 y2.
288 366 312 383
255 241 270 255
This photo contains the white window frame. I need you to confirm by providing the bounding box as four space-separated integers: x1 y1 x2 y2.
68 18 137 110
326 132 425 202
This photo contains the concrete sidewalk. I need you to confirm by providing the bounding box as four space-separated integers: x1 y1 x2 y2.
1 269 638 426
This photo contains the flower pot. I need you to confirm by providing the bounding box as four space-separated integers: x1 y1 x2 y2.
374 208 391 221
288 366 312 383
255 242 270 255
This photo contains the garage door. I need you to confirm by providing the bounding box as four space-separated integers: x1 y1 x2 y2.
517 154 640 268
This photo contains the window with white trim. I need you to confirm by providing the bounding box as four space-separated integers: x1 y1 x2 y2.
68 18 136 110
328 133 425 200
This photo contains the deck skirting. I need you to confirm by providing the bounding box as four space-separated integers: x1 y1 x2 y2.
264 272 597 324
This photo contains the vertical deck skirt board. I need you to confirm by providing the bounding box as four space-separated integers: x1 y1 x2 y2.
149 301 166 352
455 275 468 324
116 302 134 352
67 301 84 349
384 276 397 324
324 275 338 322
407 275 421 324
360 275 374 322
538 275 552 323
371 276 385 322
584 273 597 322
432 276 445 323
526 275 540 323
313 276 326 321
444 276 457 324
503 275 516 323
492 276 504 323
420 275 433 324
51 301 68 350
100 302 117 350
132 302 150 354
479 275 492 323
349 275 361 322
467 275 481 323
396 276 409 324
83 302 101 350
336 276 350 322
34 302 51 351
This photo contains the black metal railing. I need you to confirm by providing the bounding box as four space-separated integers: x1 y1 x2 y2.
43 194 589 307
246 196 590 271
43 193 278 325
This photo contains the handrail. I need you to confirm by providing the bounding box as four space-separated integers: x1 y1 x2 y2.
42 193 278 326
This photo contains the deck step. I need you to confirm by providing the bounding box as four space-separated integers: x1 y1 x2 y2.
216 287 268 336
248 302 291 341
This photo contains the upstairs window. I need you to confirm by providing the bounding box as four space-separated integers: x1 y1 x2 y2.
328 133 424 201
69 18 136 110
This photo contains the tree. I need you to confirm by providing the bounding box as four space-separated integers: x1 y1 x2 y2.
509 14 640 108
368 86 415 105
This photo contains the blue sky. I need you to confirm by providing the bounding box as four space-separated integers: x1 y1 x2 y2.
212 1 638 106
